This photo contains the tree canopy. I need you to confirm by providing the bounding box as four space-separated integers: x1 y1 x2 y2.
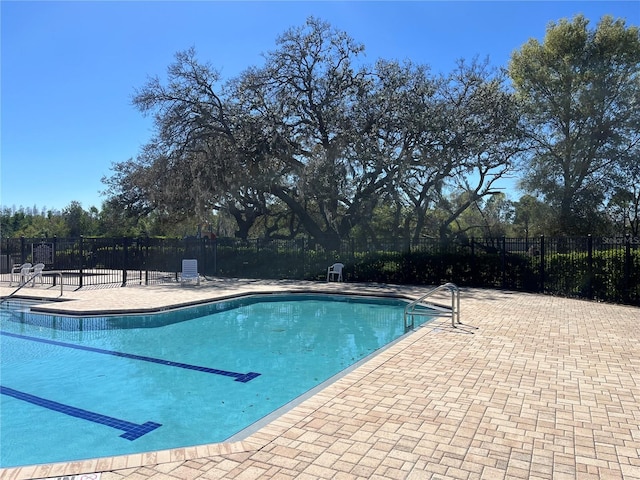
95 14 640 242
102 17 529 246
509 15 640 235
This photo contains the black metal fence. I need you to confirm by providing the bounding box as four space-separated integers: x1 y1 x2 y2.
2 235 638 306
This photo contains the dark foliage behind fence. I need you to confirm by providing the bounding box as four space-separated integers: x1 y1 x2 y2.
2 235 638 306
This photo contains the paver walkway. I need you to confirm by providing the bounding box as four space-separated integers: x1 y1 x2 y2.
1 280 639 480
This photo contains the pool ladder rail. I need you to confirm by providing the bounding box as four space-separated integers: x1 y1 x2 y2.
404 282 462 332
0 270 64 307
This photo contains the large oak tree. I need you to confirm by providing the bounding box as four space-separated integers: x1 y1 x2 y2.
104 17 521 246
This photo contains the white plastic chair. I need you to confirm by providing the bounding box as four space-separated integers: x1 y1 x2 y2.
29 263 45 287
327 263 344 282
10 263 32 286
181 259 200 286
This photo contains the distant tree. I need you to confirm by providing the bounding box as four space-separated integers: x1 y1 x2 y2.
0 207 23 237
452 192 514 239
97 198 150 237
512 194 555 238
509 15 640 235
607 157 640 236
61 201 93 237
0 205 67 238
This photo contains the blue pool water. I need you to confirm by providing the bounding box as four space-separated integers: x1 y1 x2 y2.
0 294 434 468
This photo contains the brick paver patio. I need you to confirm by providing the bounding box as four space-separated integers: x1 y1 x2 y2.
1 280 639 480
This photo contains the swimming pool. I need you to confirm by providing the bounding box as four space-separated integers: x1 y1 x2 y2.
0 294 435 468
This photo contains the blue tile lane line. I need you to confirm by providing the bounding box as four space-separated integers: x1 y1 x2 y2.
0 386 162 440
0 331 261 383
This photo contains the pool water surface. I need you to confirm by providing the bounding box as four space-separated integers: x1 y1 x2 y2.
0 294 434 468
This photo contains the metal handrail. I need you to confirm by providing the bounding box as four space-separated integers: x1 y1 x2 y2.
1 271 65 306
404 282 460 330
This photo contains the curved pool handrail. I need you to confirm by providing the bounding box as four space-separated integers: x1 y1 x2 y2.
1 270 64 306
404 282 460 330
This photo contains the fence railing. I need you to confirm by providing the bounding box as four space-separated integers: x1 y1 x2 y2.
1 235 638 306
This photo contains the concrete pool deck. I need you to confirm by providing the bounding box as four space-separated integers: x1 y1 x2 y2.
1 279 639 480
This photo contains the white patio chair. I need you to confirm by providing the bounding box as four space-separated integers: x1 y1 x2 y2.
327 263 344 282
29 263 45 287
181 259 200 286
10 263 32 286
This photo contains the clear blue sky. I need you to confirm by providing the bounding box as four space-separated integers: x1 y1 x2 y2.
2 1 638 212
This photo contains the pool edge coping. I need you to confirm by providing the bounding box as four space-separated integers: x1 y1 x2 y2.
25 289 422 316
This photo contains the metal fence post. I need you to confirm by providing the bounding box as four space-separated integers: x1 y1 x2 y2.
587 235 593 299
625 233 631 303
52 236 58 270
2 237 7 274
79 235 84 288
501 236 506 289
539 235 545 293
20 236 26 264
470 237 476 285
144 236 149 285
201 237 207 276
122 237 128 286
213 238 218 275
